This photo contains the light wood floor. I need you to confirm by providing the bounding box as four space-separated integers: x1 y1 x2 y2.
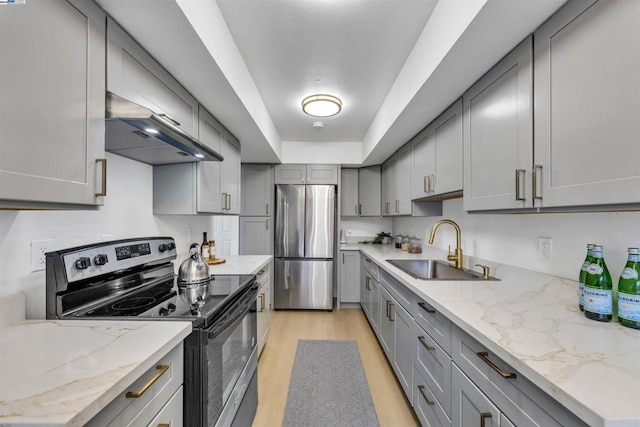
252 308 419 427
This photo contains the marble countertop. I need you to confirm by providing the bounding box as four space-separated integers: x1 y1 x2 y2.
0 294 192 426
354 244 640 427
207 255 272 275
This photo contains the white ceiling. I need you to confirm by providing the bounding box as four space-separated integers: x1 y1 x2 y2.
96 0 567 165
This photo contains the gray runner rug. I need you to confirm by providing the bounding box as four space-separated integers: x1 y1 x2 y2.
282 340 379 427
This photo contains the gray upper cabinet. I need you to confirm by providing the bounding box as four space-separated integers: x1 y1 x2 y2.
153 106 239 215
220 134 241 214
411 99 463 200
106 17 198 137
341 166 381 217
533 0 640 207
241 164 273 216
463 37 533 211
358 166 381 216
0 0 106 207
275 164 338 184
239 217 272 255
340 168 359 217
382 145 412 216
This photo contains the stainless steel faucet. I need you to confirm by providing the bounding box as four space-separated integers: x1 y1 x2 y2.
428 219 463 269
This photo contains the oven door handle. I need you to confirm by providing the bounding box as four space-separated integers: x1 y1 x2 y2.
208 282 258 339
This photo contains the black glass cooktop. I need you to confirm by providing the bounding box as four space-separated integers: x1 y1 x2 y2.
80 274 255 328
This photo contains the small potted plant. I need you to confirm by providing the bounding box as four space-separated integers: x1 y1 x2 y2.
372 231 392 244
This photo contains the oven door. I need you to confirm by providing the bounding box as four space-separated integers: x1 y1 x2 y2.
207 280 258 427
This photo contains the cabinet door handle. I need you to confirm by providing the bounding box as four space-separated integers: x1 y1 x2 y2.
532 164 543 200
266 203 269 215
359 204 362 215
365 276 371 290
342 253 345 264
476 352 517 379
222 193 228 210
95 158 107 197
418 336 435 351
158 112 181 127
515 169 525 201
395 200 399 213
417 385 435 406
227 193 232 210
386 300 391 318
126 365 169 398
258 293 265 311
480 412 492 427
428 174 434 193
157 424 170 427
389 302 395 321
418 302 436 314
266 220 269 230
385 201 390 214
423 175 428 193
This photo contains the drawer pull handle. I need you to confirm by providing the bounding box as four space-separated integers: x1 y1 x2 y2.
386 300 391 318
417 385 435 406
418 302 436 314
388 302 395 321
418 336 435 351
258 293 265 312
257 269 265 276
476 352 517 379
480 412 492 427
126 364 170 398
157 424 170 427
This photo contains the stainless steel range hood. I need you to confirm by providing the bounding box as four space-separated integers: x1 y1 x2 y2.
105 92 223 164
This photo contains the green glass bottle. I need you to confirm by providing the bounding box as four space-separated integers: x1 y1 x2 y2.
578 243 595 312
584 245 613 322
618 247 640 329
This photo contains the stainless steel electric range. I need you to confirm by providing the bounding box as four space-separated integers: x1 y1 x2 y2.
45 236 258 427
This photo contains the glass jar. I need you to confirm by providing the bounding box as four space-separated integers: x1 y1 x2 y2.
409 237 422 254
394 235 402 249
401 235 409 251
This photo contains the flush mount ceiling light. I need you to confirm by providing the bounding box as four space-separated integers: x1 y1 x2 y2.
301 94 342 117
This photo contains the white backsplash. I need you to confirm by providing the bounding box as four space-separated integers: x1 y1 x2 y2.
339 217 393 242
0 153 238 319
393 198 640 282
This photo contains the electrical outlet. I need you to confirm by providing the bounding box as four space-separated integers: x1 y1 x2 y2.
538 237 552 262
31 239 57 272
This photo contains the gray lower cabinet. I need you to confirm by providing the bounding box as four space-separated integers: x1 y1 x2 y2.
339 251 360 303
0 0 106 208
378 285 394 360
452 364 500 427
239 217 272 255
360 259 380 333
256 265 271 357
414 366 452 427
415 326 452 417
392 301 414 404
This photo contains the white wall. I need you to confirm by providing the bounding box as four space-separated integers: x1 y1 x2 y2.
393 198 640 282
0 153 238 319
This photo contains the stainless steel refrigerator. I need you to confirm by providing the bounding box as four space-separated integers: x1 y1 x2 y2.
274 184 335 310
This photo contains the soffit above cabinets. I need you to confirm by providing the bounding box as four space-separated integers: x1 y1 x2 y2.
96 0 567 165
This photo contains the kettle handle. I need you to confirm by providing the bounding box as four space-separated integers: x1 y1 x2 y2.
189 243 200 256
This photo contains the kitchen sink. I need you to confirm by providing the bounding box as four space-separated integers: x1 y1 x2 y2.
385 259 499 281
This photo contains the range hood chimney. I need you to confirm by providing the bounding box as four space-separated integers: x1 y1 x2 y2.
105 92 223 164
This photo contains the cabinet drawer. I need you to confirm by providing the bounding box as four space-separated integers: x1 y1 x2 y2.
414 366 452 427
147 386 183 427
415 324 452 417
452 326 586 427
88 343 183 427
414 298 452 356
452 364 500 427
380 269 415 313
361 254 379 281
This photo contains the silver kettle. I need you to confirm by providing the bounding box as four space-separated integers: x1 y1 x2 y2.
177 243 211 286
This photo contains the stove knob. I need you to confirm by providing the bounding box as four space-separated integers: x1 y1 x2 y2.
167 303 176 313
167 242 176 251
158 244 168 252
94 254 109 266
158 307 169 316
75 257 91 270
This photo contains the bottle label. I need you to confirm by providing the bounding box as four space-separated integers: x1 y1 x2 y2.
620 267 639 280
586 263 603 275
580 261 590 272
578 283 585 306
583 288 612 315
618 292 640 321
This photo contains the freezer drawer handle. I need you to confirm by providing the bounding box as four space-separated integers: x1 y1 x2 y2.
476 352 517 379
126 365 169 398
417 385 435 406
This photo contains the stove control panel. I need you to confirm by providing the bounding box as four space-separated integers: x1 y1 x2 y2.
55 237 178 283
